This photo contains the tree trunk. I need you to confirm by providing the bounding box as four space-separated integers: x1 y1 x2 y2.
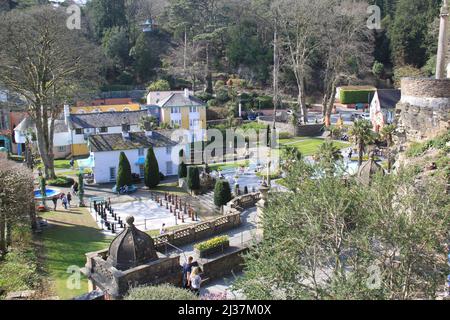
272 21 280 130
35 117 56 179
358 141 364 167
0 212 6 256
324 84 337 128
298 77 308 124
29 200 37 231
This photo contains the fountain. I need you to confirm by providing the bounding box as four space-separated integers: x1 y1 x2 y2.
34 188 61 200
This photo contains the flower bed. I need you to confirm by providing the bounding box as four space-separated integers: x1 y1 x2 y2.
194 236 230 258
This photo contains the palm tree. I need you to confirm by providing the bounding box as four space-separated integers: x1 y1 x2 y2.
380 124 396 173
314 140 343 175
348 120 375 167
282 146 302 171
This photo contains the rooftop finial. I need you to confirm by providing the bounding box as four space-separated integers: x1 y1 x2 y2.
125 216 135 227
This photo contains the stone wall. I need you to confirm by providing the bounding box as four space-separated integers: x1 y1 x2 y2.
396 78 450 143
258 117 324 137
198 246 249 283
153 213 241 252
224 193 260 215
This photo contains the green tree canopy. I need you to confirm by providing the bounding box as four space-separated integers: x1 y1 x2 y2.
144 147 160 188
116 152 132 189
214 179 232 207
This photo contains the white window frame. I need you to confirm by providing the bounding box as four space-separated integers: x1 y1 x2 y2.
109 167 116 181
166 161 173 175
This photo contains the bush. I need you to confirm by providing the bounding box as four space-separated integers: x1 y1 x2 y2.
144 147 160 188
339 89 375 105
195 236 229 251
187 166 200 190
372 61 384 78
406 131 450 157
47 176 74 187
124 284 198 300
178 162 187 179
0 248 40 294
214 80 225 89
279 132 292 140
215 88 230 103
147 79 170 92
207 99 219 107
214 179 232 207
116 152 132 189
195 92 213 102
393 65 426 88
255 95 274 109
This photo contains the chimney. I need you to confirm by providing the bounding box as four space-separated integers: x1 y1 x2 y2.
122 118 130 140
184 88 189 98
64 104 70 125
143 119 154 137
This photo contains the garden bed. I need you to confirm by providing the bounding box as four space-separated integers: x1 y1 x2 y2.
194 236 230 258
47 176 74 188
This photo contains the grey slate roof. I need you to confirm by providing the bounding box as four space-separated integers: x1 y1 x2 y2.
88 130 178 152
15 117 68 133
69 110 149 129
158 92 205 108
374 90 401 109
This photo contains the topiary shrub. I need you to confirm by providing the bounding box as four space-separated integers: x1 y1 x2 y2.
194 236 229 252
124 284 199 300
278 132 292 140
214 179 232 207
144 147 160 188
116 152 132 189
187 166 200 191
47 176 75 187
178 161 187 179
339 89 375 105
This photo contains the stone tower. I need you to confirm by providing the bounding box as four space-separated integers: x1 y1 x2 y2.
436 0 449 79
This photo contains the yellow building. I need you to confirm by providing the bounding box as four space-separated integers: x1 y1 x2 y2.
70 104 141 114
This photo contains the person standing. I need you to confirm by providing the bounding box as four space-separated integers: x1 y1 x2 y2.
67 192 72 208
182 256 194 289
160 223 167 235
52 196 58 211
61 194 68 210
190 267 202 296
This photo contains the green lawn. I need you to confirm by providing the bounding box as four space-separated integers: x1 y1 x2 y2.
38 159 75 170
280 138 350 156
39 208 112 300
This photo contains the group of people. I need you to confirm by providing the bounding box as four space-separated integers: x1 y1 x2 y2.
51 192 72 211
182 256 202 296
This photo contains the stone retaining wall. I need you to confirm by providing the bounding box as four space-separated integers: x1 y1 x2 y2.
258 117 324 137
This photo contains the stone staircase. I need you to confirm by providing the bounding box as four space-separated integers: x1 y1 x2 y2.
196 191 220 215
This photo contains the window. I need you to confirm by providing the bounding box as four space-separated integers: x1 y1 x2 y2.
138 148 144 156
166 146 172 155
99 127 108 133
139 165 145 178
166 161 173 175
57 146 66 152
171 107 180 114
190 106 198 113
75 128 83 135
109 167 116 181
171 119 181 127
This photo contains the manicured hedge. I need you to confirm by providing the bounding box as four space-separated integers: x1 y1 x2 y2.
194 236 229 251
339 89 375 105
48 176 75 187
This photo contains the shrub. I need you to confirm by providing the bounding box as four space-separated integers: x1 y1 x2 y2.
178 162 187 179
255 95 274 109
187 166 200 190
279 132 292 140
207 99 219 107
147 79 170 92
214 80 225 89
195 236 229 251
372 61 384 78
0 248 40 293
214 179 232 207
339 89 375 105
393 65 426 88
116 152 132 189
144 147 160 188
124 284 198 300
215 88 230 103
195 91 213 102
47 176 74 187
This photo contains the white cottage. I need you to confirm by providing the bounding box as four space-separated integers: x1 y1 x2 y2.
88 128 182 184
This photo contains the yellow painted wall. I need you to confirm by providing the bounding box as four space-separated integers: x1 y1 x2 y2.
72 143 89 156
200 107 207 129
162 108 170 125
70 104 140 114
181 108 189 130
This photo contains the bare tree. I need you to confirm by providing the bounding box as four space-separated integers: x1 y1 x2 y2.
0 6 100 179
319 0 374 127
274 0 325 125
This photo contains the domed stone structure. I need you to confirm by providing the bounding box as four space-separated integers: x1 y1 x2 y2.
357 152 385 186
107 216 158 271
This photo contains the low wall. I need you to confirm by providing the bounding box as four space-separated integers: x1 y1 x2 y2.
154 213 241 252
258 117 324 137
224 193 260 214
198 246 249 282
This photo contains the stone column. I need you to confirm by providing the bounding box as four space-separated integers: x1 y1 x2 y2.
256 182 270 238
436 0 449 79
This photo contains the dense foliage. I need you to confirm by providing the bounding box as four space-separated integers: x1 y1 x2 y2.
125 284 199 300
195 236 229 252
116 152 132 189
213 179 232 207
144 147 160 188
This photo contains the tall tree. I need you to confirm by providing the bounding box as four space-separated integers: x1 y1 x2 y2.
349 120 376 167
116 152 133 189
0 6 100 179
87 0 127 39
144 147 160 188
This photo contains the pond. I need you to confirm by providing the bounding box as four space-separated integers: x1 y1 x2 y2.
34 188 61 200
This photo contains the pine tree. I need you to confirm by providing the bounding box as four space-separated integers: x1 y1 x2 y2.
214 179 232 207
144 147 160 188
116 152 132 189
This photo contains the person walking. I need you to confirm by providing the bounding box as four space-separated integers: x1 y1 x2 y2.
67 192 72 208
52 196 58 211
61 194 68 210
190 267 202 296
72 181 79 196
182 256 194 289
